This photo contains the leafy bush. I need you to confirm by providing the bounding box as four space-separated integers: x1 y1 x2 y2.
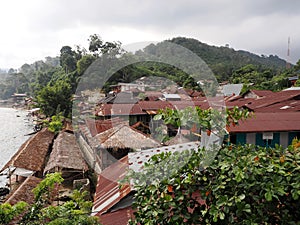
129 143 300 224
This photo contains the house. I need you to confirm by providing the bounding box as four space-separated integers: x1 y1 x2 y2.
44 131 89 178
4 176 42 225
228 112 300 148
0 128 55 190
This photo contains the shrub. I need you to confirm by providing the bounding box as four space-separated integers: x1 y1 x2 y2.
129 144 300 224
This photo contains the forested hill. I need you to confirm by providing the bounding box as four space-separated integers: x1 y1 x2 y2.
168 37 287 81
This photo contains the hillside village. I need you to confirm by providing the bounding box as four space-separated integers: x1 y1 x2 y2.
1 79 300 224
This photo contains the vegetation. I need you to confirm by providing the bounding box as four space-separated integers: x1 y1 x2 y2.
169 37 287 82
1 35 298 118
0 173 101 225
129 141 300 224
0 201 27 224
127 107 299 224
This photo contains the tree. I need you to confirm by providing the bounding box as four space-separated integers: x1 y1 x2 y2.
294 59 300 71
77 54 96 75
60 46 77 73
88 34 103 56
36 79 73 118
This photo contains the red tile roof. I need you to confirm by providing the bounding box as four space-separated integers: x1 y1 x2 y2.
230 112 300 133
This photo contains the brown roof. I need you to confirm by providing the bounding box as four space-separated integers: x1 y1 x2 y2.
44 131 89 173
99 206 134 225
1 128 55 173
5 176 41 205
85 117 126 137
93 156 131 216
245 90 300 111
252 99 300 113
243 90 274 98
138 100 174 111
95 124 161 150
96 103 145 116
230 112 300 133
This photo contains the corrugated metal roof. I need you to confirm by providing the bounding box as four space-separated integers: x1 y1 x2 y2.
253 99 300 113
243 90 273 99
138 100 174 111
230 112 300 133
99 206 134 225
245 90 300 111
85 117 126 136
92 156 130 216
163 93 181 100
93 141 200 214
128 142 200 172
96 103 145 116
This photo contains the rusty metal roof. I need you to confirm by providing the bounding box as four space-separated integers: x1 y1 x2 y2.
85 117 126 136
92 156 130 217
138 100 174 111
96 103 145 116
245 90 300 111
230 112 300 133
99 206 134 225
93 141 201 221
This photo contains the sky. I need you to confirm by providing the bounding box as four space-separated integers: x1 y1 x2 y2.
1 0 300 69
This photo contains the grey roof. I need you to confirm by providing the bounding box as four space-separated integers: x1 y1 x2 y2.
162 94 181 100
222 84 243 96
283 87 300 91
128 141 200 172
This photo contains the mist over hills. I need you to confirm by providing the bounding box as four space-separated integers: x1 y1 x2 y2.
166 37 287 81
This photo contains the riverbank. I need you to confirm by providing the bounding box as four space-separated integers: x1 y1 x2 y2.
0 107 34 187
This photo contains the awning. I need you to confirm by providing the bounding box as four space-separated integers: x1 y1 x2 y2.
13 168 34 177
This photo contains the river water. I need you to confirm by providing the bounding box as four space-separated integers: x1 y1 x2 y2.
0 107 34 187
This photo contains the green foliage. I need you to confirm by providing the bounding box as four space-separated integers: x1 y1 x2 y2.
60 46 78 73
36 79 72 117
154 106 251 136
0 201 28 225
170 37 286 82
38 190 99 225
19 172 101 225
129 144 300 224
77 55 97 75
46 114 64 134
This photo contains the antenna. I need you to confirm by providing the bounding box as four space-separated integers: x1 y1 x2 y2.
286 37 291 69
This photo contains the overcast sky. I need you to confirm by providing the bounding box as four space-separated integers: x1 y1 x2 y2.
1 0 300 69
